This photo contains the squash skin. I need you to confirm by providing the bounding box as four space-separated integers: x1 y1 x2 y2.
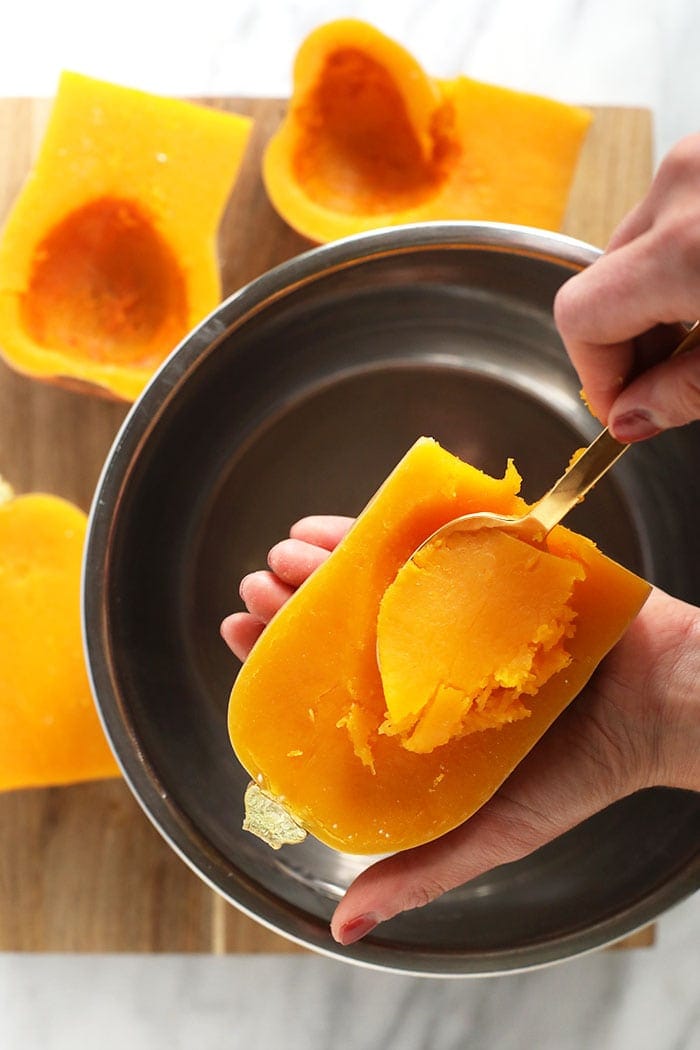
228 438 651 855
263 20 592 242
0 73 252 401
0 482 120 790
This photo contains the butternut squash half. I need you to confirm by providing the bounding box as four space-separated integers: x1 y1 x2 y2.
0 478 119 790
263 19 592 242
0 73 252 401
228 438 650 855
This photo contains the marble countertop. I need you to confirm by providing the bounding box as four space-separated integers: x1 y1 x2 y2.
2 1 699 1047
1 0 699 163
1 895 700 1050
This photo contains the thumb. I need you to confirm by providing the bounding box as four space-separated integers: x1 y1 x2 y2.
329 700 630 947
609 345 700 441
329 792 595 946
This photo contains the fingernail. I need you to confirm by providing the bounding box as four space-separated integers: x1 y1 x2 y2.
610 409 661 443
336 913 379 946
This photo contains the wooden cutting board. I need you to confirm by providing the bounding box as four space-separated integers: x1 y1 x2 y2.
0 97 656 953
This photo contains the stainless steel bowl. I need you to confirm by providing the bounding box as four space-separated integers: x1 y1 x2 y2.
83 222 700 977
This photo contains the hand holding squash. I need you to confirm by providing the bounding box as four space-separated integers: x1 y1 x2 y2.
226 440 652 855
223 519 700 945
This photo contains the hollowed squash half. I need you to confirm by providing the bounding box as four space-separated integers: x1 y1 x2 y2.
0 73 252 400
263 19 592 242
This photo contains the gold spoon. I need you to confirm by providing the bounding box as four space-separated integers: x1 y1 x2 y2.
412 321 700 555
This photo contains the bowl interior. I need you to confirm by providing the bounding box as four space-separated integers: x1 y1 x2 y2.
86 230 700 975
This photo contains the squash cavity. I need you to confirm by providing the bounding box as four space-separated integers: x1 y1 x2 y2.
0 72 252 400
22 197 187 369
291 46 455 215
263 19 592 242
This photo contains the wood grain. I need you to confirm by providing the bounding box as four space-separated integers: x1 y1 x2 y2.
0 97 654 954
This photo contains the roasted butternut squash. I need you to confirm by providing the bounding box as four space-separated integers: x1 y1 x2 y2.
263 19 592 242
228 438 650 854
0 73 252 401
0 478 120 789
377 528 586 754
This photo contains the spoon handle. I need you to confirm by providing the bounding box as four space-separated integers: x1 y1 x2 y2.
529 427 628 534
530 320 700 535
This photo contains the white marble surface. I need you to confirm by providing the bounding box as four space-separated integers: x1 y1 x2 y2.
2 1 699 1047
1 894 700 1049
1 0 699 162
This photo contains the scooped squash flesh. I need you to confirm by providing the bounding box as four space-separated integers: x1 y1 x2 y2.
377 528 586 754
0 479 120 790
262 19 592 242
228 438 651 854
0 72 252 401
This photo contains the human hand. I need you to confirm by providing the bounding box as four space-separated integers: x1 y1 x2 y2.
554 133 700 442
222 516 700 946
221 515 354 661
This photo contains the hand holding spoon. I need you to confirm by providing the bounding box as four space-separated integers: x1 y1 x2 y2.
411 321 700 556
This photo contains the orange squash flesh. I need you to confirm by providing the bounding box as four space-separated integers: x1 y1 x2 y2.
0 481 120 789
228 439 650 854
377 529 586 753
0 73 252 401
263 20 592 242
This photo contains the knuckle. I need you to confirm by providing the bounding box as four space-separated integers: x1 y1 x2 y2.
660 212 700 267
553 277 584 338
672 361 700 420
644 355 700 429
402 876 454 913
676 233 700 299
652 223 700 319
658 133 700 185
